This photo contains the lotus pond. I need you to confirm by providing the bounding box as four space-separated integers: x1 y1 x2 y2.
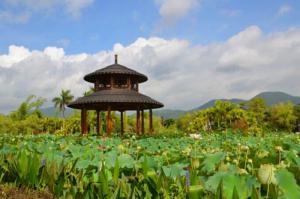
0 132 299 198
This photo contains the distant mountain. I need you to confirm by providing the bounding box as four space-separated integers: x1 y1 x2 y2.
192 91 300 112
192 98 246 111
154 109 186 119
39 91 300 119
41 107 74 117
252 91 300 106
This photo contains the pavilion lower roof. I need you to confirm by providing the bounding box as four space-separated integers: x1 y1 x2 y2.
67 89 164 111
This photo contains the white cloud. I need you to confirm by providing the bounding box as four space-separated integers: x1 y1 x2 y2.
0 45 31 68
221 9 241 17
1 26 300 113
56 38 71 48
44 47 65 61
277 5 292 16
156 0 200 25
65 0 94 19
3 0 94 22
0 10 31 24
5 0 61 10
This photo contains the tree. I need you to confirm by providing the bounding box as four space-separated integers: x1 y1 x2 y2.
213 100 237 130
189 109 211 132
247 97 267 124
177 113 194 132
269 102 297 132
83 87 95 96
10 95 46 120
52 89 74 118
163 118 176 128
294 104 300 132
293 104 300 120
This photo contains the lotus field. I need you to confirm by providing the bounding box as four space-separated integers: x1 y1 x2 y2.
0 132 300 198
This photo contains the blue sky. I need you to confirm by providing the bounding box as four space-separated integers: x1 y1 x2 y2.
1 0 299 54
1 0 300 112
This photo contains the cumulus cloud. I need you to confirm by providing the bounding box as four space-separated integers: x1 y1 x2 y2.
0 45 31 68
156 0 200 25
277 5 292 16
1 26 300 113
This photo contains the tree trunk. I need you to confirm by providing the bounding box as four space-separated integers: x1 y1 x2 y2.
149 109 153 134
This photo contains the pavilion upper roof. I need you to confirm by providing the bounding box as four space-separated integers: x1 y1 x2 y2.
84 55 148 83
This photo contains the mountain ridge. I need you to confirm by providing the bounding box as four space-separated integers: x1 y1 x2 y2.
40 91 300 119
154 91 300 119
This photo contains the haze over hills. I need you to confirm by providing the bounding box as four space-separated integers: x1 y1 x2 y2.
253 91 300 106
153 109 186 119
41 107 74 118
191 98 246 111
40 91 300 119
154 91 300 119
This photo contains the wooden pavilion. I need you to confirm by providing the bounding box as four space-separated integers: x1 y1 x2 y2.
68 55 164 136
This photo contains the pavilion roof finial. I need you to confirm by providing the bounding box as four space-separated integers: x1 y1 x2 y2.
115 54 118 64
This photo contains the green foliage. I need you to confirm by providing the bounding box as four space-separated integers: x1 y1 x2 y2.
0 133 299 198
276 168 300 199
0 107 168 136
83 87 95 96
184 100 253 133
10 95 46 120
163 118 176 128
268 102 297 132
205 171 258 199
247 97 267 124
177 113 194 132
181 99 299 134
293 104 300 120
201 152 225 174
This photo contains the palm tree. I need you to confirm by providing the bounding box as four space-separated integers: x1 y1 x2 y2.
10 95 46 120
52 89 74 118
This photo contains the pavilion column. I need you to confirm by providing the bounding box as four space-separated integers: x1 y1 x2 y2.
120 111 124 136
136 109 140 135
81 108 87 135
95 79 100 91
99 111 102 135
149 109 153 134
141 109 145 135
107 106 111 136
96 110 100 135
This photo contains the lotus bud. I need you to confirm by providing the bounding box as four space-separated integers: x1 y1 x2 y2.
241 145 249 151
275 146 283 152
258 164 277 185
233 159 238 164
225 156 231 161
191 158 200 168
238 168 248 175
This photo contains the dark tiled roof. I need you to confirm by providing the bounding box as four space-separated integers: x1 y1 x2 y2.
84 64 148 83
68 89 163 110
